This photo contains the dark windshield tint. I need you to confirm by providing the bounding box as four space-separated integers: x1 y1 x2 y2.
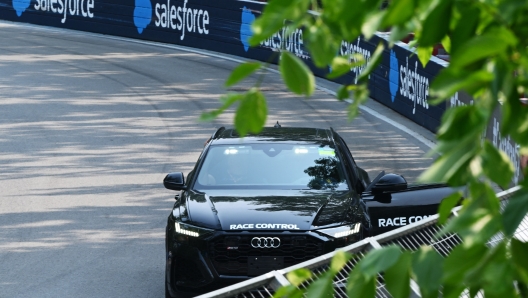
194 143 349 191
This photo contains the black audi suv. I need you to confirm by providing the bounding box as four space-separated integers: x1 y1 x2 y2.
163 126 456 297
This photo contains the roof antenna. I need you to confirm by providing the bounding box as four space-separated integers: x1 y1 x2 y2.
274 121 281 128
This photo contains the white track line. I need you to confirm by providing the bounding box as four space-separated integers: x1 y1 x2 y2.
6 20 436 149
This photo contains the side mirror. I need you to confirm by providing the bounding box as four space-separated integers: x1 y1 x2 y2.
164 172 186 191
364 171 385 193
371 173 407 194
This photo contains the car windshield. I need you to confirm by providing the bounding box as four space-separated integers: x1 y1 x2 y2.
194 143 349 191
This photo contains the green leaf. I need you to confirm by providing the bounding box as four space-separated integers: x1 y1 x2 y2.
458 243 515 296
249 0 310 46
362 10 386 40
449 3 478 55
443 243 487 285
328 58 350 79
436 106 487 141
450 28 518 67
306 23 339 68
225 62 261 87
412 246 443 298
441 206 501 246
418 0 453 47
481 141 514 188
490 57 514 103
382 0 415 27
200 93 244 121
442 284 465 298
441 35 451 54
286 268 313 286
512 239 528 284
234 89 268 137
521 146 528 158
502 188 528 237
417 46 433 68
502 92 528 146
357 42 384 83
346 84 369 120
467 181 502 215
358 245 401 276
306 271 334 298
384 252 411 298
418 138 479 184
322 0 381 41
346 269 376 298
430 68 493 100
469 285 480 297
478 243 516 296
273 285 305 298
336 85 350 101
389 24 415 47
438 191 463 224
250 19 284 48
279 52 315 96
518 282 528 298
330 250 352 273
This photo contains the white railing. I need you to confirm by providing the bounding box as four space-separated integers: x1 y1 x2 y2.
197 186 526 298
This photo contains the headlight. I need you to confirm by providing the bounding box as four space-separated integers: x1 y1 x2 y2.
317 223 361 238
174 222 214 238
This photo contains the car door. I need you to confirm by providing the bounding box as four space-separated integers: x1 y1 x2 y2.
362 184 462 236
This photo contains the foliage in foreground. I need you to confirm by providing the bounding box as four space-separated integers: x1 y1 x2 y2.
203 0 528 296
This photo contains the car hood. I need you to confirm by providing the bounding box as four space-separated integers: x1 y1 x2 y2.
183 189 359 231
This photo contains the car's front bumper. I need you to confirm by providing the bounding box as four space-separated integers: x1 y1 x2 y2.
165 229 361 294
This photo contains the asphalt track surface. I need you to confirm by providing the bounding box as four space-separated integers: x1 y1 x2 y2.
0 21 437 298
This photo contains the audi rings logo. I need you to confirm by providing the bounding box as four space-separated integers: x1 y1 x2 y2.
251 237 281 248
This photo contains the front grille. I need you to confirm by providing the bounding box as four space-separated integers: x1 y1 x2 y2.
209 235 325 276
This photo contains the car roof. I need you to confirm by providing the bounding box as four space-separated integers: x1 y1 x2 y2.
209 127 336 145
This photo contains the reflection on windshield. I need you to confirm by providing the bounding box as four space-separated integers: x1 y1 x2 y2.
304 157 344 190
195 143 348 191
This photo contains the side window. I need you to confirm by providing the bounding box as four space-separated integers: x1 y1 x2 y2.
189 144 213 189
337 137 365 193
335 142 355 186
338 137 357 165
186 169 195 187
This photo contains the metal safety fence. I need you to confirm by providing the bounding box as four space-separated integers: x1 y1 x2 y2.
196 186 528 298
